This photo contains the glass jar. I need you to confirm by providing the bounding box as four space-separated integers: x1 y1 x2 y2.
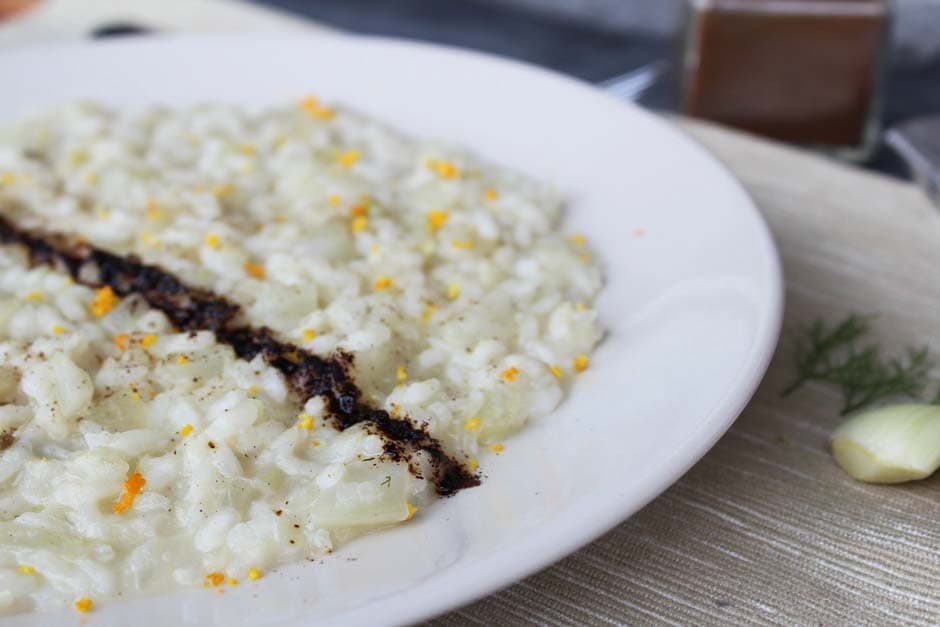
681 0 891 160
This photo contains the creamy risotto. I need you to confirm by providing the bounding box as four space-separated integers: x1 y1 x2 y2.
0 98 602 615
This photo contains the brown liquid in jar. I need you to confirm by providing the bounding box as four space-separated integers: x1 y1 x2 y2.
683 0 888 148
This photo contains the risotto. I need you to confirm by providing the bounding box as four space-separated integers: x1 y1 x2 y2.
0 99 603 615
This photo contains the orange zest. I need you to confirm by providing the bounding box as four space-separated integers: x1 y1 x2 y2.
113 334 130 351
426 210 449 232
112 472 146 514
349 202 368 217
299 95 335 120
90 286 118 317
243 262 266 279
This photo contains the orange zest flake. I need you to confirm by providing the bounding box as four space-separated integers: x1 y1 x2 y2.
25 290 43 302
570 234 586 246
140 333 158 348
351 216 369 233
297 413 314 431
467 457 479 471
205 572 225 587
446 283 460 300
90 285 118 317
421 303 437 322
349 202 369 217
426 210 449 232
204 232 221 248
51 324 67 335
549 365 564 379
112 472 146 514
139 231 160 248
573 354 589 372
247 567 262 580
178 424 194 437
337 149 360 169
500 366 519 382
243 261 266 279
426 159 460 179
74 598 93 614
373 275 394 291
451 239 474 250
299 95 335 120
176 354 190 365
228 578 239 586
145 199 164 221
396 366 408 382
463 417 481 431
239 144 256 156
113 334 130 351
299 95 317 112
484 187 499 201
405 503 418 520
327 194 342 207
490 443 505 453
212 183 234 198
302 328 317 342
17 565 35 575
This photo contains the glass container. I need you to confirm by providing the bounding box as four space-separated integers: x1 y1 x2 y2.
681 0 891 160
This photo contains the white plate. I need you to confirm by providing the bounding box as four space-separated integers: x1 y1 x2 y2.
0 34 783 626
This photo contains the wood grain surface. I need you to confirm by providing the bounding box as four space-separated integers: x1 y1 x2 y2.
434 119 940 626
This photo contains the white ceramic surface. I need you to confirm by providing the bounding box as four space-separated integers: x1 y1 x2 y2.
0 34 783 626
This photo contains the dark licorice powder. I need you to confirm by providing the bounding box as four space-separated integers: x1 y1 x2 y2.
0 215 479 495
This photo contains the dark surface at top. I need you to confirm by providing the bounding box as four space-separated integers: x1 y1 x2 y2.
256 0 673 83
251 0 940 179
86 0 940 179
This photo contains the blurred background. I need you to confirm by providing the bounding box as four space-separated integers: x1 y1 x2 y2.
2 0 939 182
258 0 940 179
